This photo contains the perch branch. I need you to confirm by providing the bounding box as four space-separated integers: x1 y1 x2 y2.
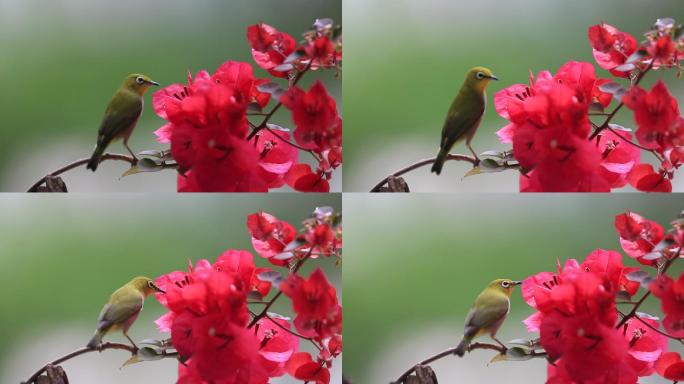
22 342 178 384
370 154 518 192
27 153 135 192
390 342 547 384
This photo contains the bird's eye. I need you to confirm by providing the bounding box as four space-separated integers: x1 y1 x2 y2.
476 72 485 80
147 281 154 288
136 76 145 85
501 281 510 288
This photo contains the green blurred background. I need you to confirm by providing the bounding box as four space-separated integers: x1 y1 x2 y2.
344 194 683 383
0 0 341 192
0 194 341 383
344 0 684 192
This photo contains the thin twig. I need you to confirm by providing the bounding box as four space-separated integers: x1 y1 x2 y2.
632 314 684 344
22 342 178 384
247 248 314 328
589 62 654 140
616 246 680 328
604 125 663 162
370 153 519 192
246 62 313 141
390 342 546 384
263 312 322 351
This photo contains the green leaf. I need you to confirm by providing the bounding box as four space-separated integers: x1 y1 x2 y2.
608 124 632 132
313 18 334 32
589 102 605 113
625 49 647 64
257 271 283 284
247 290 263 301
598 82 626 99
266 123 291 132
138 347 163 361
137 150 163 158
615 290 632 302
479 150 506 159
247 102 263 112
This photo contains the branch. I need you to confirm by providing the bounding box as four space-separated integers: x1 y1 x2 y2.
370 153 519 192
390 342 546 384
22 342 176 384
616 246 680 329
247 248 314 328
589 62 654 140
246 62 312 141
27 153 136 192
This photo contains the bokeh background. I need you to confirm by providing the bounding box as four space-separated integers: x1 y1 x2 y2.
344 194 684 383
344 0 684 192
0 194 341 383
0 0 341 192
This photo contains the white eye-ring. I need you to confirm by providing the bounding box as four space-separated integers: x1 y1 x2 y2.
136 76 145 84
147 281 154 288
501 281 510 288
476 72 485 80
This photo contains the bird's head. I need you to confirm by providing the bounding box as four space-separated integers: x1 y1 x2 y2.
123 74 159 95
464 67 498 93
487 278 521 297
129 276 165 296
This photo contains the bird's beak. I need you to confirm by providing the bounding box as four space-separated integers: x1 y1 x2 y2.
154 286 166 294
511 280 522 286
488 75 499 81
147 80 160 86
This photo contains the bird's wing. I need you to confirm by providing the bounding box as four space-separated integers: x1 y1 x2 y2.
97 92 142 143
440 95 485 148
96 289 143 331
463 295 509 337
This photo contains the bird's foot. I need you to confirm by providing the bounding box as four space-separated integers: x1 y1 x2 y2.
472 157 480 167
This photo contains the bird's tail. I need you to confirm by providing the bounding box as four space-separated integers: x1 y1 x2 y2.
431 147 448 175
86 330 103 349
86 145 105 171
454 335 472 357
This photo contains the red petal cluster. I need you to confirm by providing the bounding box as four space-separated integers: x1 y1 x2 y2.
153 62 306 192
650 273 684 338
588 21 683 76
614 211 665 265
655 352 684 381
495 61 640 191
246 211 297 266
622 81 683 191
247 22 341 78
523 249 666 383
154 250 276 383
281 81 342 192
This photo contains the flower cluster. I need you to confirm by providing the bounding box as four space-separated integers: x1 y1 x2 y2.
522 211 683 383
495 18 683 192
152 20 341 192
153 208 342 383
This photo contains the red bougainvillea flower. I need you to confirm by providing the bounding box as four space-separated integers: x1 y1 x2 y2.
246 211 296 266
281 81 342 152
285 163 330 192
650 273 684 338
587 23 638 78
153 61 285 192
645 18 684 70
281 268 342 341
154 250 279 382
286 352 330 384
614 211 665 265
495 61 622 192
623 315 668 377
255 316 300 378
655 352 684 381
247 22 296 78
627 163 672 193
622 81 682 153
597 129 641 189
522 249 653 382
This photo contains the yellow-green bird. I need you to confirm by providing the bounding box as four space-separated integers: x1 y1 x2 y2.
431 66 498 175
86 74 159 171
454 278 521 357
87 276 164 350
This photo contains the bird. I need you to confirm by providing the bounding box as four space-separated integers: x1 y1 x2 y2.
86 74 159 171
454 278 521 357
87 276 164 350
431 66 498 175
